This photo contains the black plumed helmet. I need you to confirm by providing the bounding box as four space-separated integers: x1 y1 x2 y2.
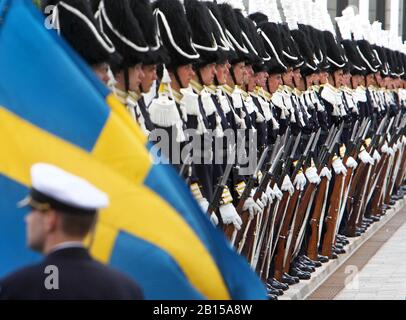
323 31 347 73
248 12 268 26
97 0 149 72
47 0 118 67
372 45 389 77
184 0 222 68
218 3 250 65
258 22 288 74
342 40 366 75
290 28 319 77
204 1 237 64
279 24 304 69
234 8 264 68
356 39 380 74
153 0 200 70
128 0 169 66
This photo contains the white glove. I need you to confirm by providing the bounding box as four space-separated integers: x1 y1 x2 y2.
373 150 381 163
320 167 332 180
282 175 295 195
260 192 269 207
332 158 347 176
305 167 321 185
346 156 358 169
388 147 395 156
251 188 267 208
243 197 263 220
402 135 406 145
359 150 375 165
273 184 283 200
210 213 219 226
381 142 389 154
219 203 242 230
294 172 307 190
198 197 209 213
266 185 276 203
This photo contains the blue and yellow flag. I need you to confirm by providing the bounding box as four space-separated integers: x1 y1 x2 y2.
0 0 266 299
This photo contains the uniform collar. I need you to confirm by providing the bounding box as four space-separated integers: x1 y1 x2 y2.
48 241 85 255
128 91 141 102
112 86 128 104
172 88 183 105
190 79 204 94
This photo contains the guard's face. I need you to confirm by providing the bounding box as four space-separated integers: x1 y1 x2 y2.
233 62 246 86
199 63 216 86
282 68 293 86
268 74 282 93
177 64 195 88
319 71 329 84
215 62 230 85
333 70 344 86
128 64 145 92
244 65 254 85
292 69 302 84
141 64 158 93
256 71 268 88
92 63 110 85
25 209 47 253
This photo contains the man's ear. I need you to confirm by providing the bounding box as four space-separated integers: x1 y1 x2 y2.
44 210 59 234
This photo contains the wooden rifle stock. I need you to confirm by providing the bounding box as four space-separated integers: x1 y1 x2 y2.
368 154 389 216
307 170 330 261
321 168 345 258
283 180 318 273
272 189 301 281
256 190 289 278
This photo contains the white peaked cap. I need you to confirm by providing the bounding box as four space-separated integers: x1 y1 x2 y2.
26 163 109 211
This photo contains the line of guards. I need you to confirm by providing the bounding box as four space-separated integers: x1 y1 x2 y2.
41 0 406 299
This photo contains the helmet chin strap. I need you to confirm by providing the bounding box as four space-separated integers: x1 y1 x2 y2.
174 68 185 89
196 68 204 86
124 68 130 92
229 65 238 86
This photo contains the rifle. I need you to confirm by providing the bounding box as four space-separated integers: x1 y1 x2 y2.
241 145 284 271
179 143 193 183
253 133 302 276
271 132 316 281
344 119 379 236
334 121 363 238
320 125 346 259
284 129 323 272
265 132 303 258
207 148 236 216
235 140 279 255
382 117 406 206
307 126 339 260
248 134 293 260
223 145 271 243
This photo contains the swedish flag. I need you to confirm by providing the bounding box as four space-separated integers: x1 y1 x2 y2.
0 0 267 299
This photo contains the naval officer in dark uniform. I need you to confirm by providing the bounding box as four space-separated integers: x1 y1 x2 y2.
0 163 143 300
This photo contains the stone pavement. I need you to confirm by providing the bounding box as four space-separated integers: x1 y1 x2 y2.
334 210 406 300
305 205 406 300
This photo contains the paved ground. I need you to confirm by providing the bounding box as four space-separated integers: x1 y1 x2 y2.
308 208 406 300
